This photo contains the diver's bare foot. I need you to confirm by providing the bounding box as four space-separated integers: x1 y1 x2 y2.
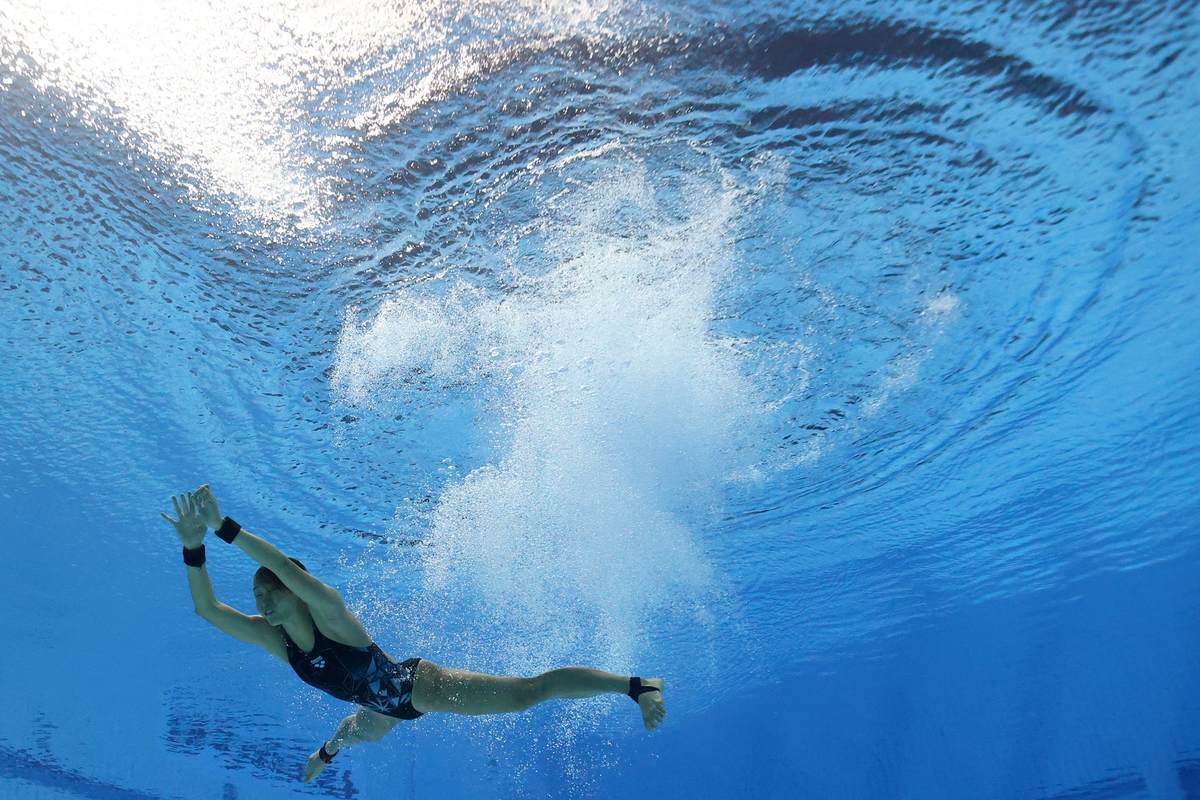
303 744 336 783
637 678 666 731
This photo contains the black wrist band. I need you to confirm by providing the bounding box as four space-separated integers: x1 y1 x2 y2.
183 544 206 567
215 516 241 544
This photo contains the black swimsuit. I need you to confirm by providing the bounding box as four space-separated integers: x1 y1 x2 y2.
280 620 423 720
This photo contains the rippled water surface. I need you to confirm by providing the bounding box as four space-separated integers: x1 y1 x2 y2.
1 0 1197 797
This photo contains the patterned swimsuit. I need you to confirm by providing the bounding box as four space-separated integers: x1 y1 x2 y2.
280 620 423 720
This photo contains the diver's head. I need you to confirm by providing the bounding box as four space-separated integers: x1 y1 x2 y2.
252 558 308 625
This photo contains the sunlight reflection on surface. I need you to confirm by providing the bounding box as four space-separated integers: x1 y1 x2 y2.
0 0 616 236
0 0 460 233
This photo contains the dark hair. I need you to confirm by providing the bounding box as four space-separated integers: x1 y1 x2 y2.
254 557 308 591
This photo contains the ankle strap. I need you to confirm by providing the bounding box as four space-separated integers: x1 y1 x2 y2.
628 676 660 702
318 741 337 763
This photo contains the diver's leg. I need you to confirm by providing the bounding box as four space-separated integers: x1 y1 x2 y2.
326 706 400 754
411 661 539 715
412 661 667 728
535 667 629 699
304 707 399 783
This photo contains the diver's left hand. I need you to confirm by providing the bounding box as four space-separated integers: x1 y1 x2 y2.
303 748 333 783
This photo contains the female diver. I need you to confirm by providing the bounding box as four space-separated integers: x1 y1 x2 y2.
162 484 666 783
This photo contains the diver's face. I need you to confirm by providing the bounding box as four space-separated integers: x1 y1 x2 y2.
253 580 301 625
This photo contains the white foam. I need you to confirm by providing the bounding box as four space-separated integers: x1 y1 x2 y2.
333 161 759 676
333 289 479 409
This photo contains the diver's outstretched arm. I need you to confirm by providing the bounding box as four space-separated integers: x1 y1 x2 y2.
162 490 217 612
163 489 282 654
193 484 344 614
193 484 290 570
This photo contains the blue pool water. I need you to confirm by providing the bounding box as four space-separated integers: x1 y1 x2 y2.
1 0 1197 797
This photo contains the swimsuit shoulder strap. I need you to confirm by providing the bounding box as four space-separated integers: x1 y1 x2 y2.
279 619 320 654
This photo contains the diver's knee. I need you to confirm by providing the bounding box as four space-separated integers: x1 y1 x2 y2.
520 676 544 710
358 708 399 740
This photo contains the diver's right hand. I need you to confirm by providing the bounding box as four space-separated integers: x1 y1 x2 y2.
161 491 206 549
193 484 223 531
